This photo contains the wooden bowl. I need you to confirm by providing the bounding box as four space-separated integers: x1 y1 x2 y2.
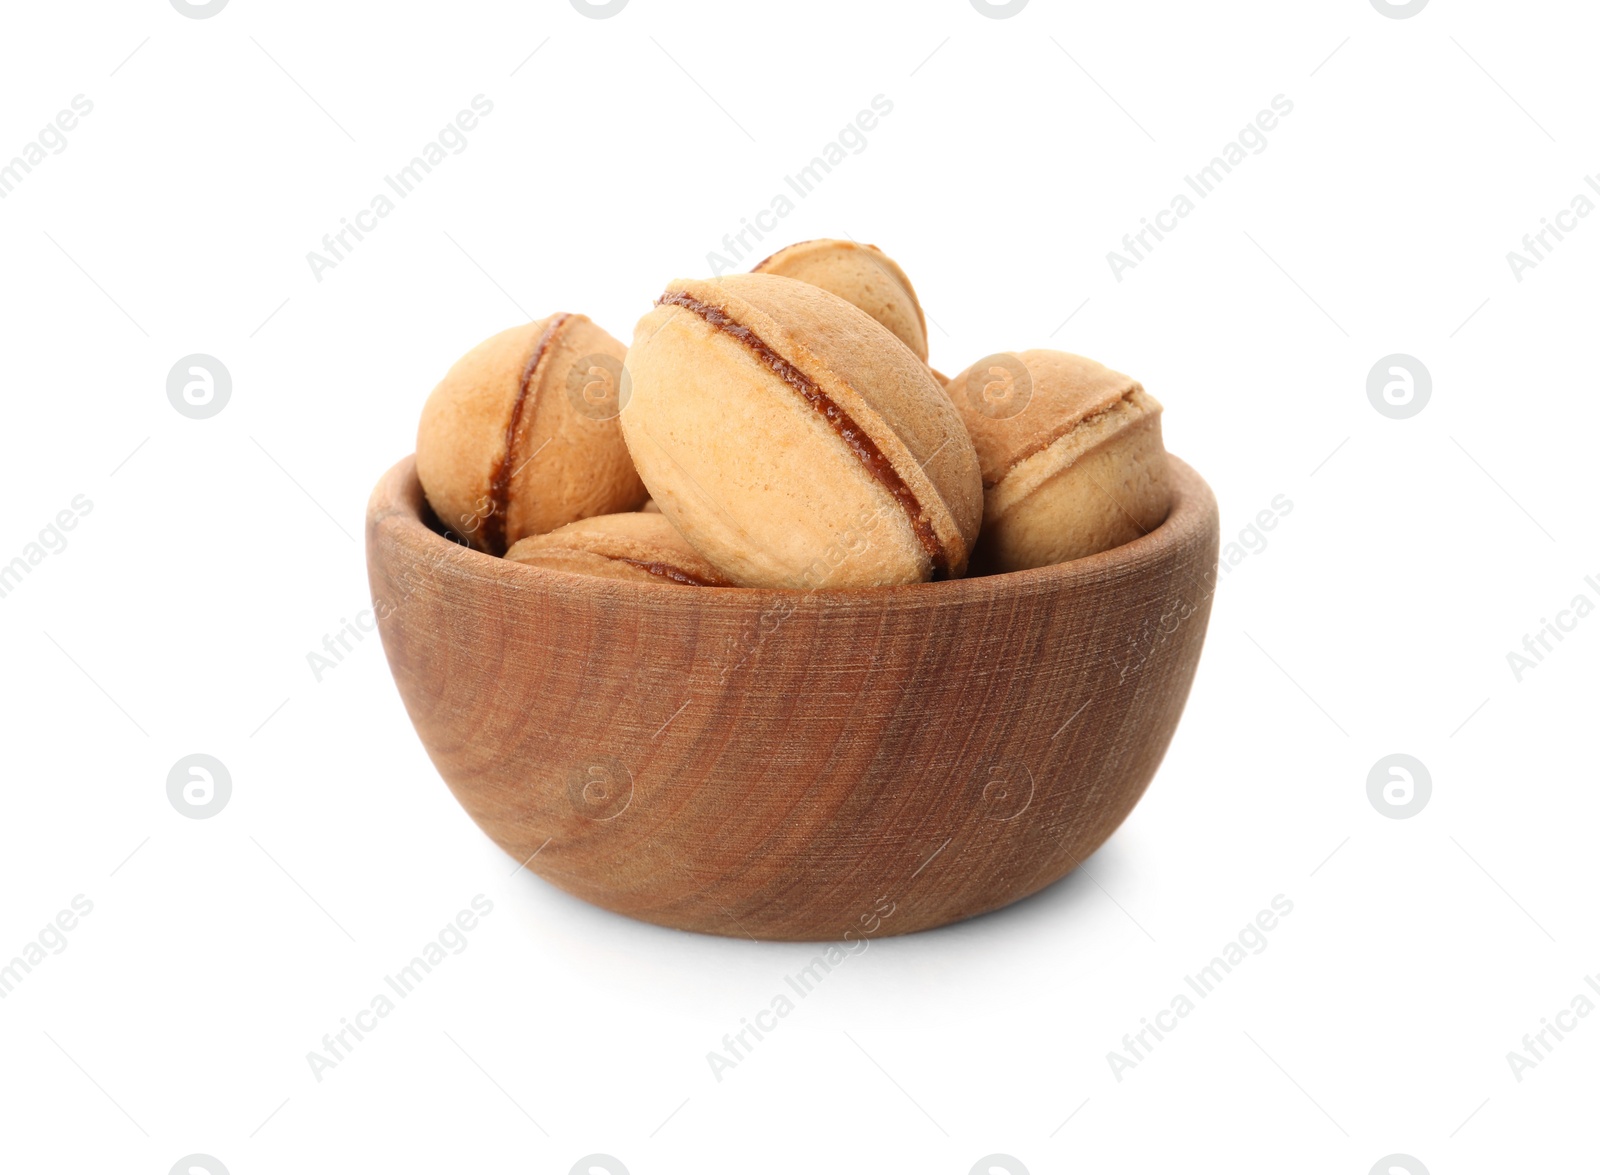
367 455 1219 940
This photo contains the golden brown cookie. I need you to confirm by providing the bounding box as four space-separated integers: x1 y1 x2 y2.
945 350 1170 572
622 273 982 588
417 314 646 554
752 240 929 361
504 513 730 586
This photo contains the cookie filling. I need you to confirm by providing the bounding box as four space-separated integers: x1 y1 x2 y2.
614 557 725 587
484 313 570 554
656 289 949 578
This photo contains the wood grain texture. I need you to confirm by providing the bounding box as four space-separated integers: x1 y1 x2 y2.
366 454 1220 940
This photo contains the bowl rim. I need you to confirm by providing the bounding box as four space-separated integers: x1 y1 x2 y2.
368 454 1217 606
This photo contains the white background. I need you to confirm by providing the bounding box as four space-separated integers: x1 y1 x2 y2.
1 1 1594 1172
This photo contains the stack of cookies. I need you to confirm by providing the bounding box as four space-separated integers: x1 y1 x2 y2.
415 240 1171 589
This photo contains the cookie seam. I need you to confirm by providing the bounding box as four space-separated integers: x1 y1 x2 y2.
484 313 571 554
612 557 725 586
987 386 1152 489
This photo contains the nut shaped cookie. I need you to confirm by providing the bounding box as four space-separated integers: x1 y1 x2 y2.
504 513 730 586
417 314 646 554
752 239 929 361
622 274 983 588
945 350 1170 572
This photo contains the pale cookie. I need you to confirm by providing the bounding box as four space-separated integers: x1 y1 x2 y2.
945 349 1170 572
504 513 730 586
417 314 646 554
752 239 929 362
622 273 982 588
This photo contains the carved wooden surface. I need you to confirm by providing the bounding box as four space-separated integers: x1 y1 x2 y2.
367 455 1220 940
